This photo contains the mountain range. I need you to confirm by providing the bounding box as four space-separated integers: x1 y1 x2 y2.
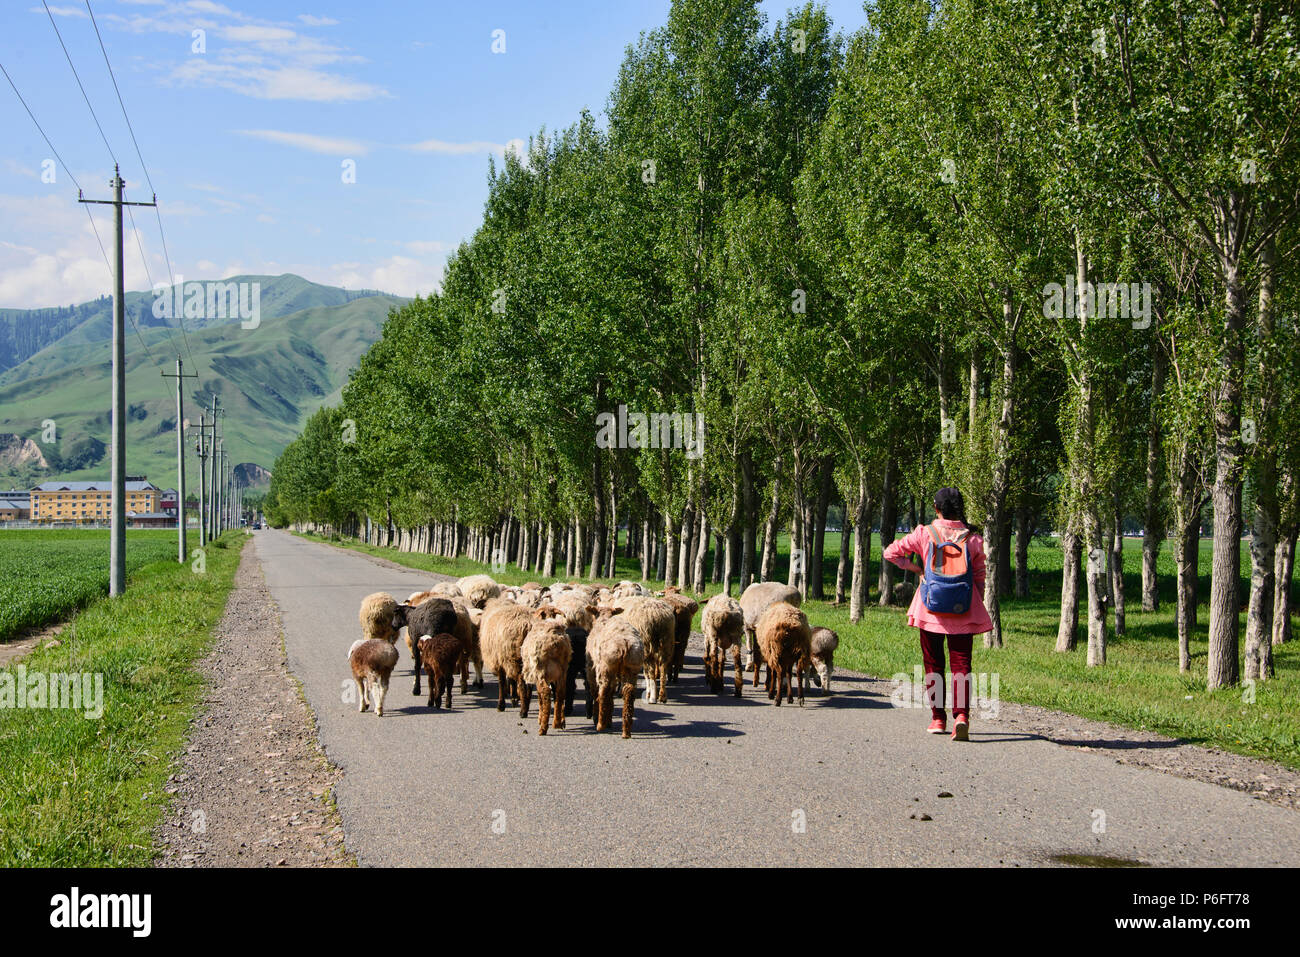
0 275 407 491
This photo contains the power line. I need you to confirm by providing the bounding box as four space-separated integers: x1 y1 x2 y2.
84 0 204 385
42 0 116 164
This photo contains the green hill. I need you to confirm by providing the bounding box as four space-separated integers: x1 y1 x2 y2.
0 280 407 490
0 273 388 384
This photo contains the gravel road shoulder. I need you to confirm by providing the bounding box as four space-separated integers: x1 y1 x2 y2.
154 536 352 867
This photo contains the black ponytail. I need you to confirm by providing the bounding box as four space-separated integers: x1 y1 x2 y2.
934 486 981 535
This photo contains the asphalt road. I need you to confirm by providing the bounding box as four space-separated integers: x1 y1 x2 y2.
257 528 1300 867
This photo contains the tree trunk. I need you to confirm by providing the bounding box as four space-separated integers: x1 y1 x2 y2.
982 296 1016 649
1207 252 1248 691
1273 525 1296 646
1110 495 1126 637
836 518 850 605
1142 331 1167 611
877 455 898 606
760 462 782 582
740 451 756 589
692 512 709 594
810 456 832 599
1056 525 1080 651
1245 231 1278 681
849 475 872 624
664 512 678 589
1014 501 1030 599
1176 517 1199 672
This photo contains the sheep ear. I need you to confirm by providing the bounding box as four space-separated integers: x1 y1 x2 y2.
586 605 597 617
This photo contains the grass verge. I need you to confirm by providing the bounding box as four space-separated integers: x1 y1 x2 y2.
0 532 244 866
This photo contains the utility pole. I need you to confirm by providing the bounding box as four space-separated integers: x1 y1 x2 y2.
162 358 197 563
208 398 221 540
80 165 156 596
195 414 208 548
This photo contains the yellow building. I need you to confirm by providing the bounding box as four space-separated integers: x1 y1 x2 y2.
30 481 161 523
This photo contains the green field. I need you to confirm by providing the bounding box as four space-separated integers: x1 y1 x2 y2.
300 529 1300 769
0 529 184 642
0 530 244 866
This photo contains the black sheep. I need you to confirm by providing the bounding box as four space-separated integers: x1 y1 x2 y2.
564 625 588 717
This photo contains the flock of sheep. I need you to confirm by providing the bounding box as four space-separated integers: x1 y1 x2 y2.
347 574 840 738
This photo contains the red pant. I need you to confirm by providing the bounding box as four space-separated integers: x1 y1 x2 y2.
919 630 973 720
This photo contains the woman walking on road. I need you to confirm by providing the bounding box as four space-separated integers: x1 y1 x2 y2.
882 487 992 741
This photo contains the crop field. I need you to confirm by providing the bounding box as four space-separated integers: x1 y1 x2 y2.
0 529 181 642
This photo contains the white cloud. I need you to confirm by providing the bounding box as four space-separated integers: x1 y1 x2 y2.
404 240 447 255
298 14 338 26
235 129 369 156
171 60 387 102
0 194 156 307
405 138 520 157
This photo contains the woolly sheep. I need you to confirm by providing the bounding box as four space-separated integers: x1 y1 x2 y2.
479 599 536 714
659 586 699 683
807 627 840 694
739 582 801 682
756 601 812 707
457 574 502 609
701 593 745 697
584 612 646 738
610 595 675 704
417 632 464 710
521 613 573 735
359 592 400 644
348 638 400 717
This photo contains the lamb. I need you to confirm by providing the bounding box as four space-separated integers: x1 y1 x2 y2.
479 599 536 714
584 613 646 738
348 639 400 717
659 586 699 682
391 597 460 696
359 592 400 644
457 573 502 608
417 632 464 710
807 626 840 693
610 595 676 704
701 594 745 697
739 581 801 686
430 581 463 599
520 612 573 735
756 601 812 707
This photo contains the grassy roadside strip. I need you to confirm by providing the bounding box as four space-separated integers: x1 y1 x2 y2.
0 532 245 866
296 529 1299 771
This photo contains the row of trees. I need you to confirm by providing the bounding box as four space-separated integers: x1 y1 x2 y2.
267 0 1300 689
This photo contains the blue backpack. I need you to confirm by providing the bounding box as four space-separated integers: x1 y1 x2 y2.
919 524 973 615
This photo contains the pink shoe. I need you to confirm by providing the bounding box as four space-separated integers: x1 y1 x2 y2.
927 717 946 734
952 715 969 741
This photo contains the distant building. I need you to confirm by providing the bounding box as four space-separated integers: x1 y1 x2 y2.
0 497 29 520
30 480 161 524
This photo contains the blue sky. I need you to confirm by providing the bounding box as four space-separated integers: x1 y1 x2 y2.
1 0 869 309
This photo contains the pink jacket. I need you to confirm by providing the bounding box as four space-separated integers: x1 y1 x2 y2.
882 518 993 636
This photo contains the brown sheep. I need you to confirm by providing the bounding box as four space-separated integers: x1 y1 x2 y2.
585 613 646 738
756 601 812 707
359 592 400 644
610 595 676 704
659 587 699 683
417 632 464 710
740 582 801 686
701 593 745 697
348 638 400 717
808 626 840 694
479 599 535 714
521 612 573 735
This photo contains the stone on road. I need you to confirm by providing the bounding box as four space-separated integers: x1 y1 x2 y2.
257 529 1300 867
